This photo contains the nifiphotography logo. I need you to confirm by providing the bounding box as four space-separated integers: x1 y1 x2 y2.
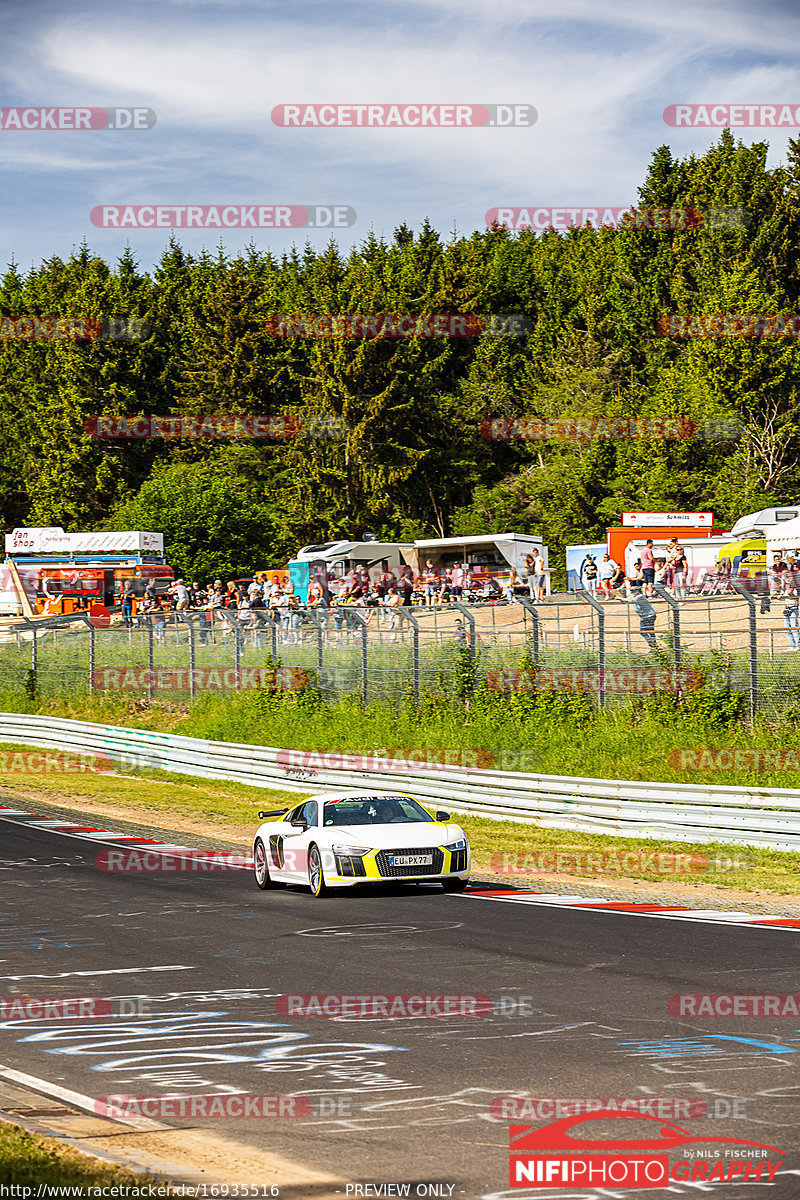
508 1110 784 1188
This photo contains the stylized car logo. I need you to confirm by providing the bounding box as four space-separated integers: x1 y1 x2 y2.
510 1110 783 1154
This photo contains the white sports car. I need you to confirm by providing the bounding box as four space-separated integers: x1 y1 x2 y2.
252 790 471 897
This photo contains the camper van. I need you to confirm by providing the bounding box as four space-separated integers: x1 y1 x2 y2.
717 508 800 584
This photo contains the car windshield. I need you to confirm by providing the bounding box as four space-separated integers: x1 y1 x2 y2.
322 795 435 826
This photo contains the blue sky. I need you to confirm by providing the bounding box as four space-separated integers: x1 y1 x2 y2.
2 0 800 273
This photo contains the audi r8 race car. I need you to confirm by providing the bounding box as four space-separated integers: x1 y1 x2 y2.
252 790 470 897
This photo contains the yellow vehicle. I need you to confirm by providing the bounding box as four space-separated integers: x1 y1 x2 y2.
716 538 766 581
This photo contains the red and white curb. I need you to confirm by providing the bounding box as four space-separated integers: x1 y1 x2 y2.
2 802 796 923
464 888 800 930
0 803 253 867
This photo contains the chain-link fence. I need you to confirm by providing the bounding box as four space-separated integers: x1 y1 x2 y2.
1 584 798 715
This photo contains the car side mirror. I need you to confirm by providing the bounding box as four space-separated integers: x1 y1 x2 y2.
291 818 308 830
435 810 451 822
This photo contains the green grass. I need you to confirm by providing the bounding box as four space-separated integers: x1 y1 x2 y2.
6 679 800 790
1 736 798 895
0 1121 173 1190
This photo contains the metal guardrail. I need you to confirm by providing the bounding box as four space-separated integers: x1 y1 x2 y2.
0 712 798 852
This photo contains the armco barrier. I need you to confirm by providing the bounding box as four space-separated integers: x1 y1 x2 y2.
0 712 798 851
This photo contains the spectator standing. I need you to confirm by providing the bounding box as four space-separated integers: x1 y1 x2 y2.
383 587 403 642
450 563 463 600
784 585 800 650
770 554 787 597
673 545 688 600
173 579 190 612
664 538 681 591
400 569 414 607
598 554 618 599
249 588 268 648
617 586 657 649
533 550 546 602
640 539 655 598
423 561 439 606
121 580 135 629
453 619 468 646
149 596 166 644
581 555 598 598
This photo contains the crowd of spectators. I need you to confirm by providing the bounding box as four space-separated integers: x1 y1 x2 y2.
120 560 541 645
579 538 692 602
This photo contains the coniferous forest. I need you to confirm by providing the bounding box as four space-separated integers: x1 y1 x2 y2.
3 133 800 581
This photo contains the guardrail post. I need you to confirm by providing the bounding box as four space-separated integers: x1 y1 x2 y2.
577 590 605 707
232 612 242 688
301 609 325 683
452 601 477 663
179 614 197 699
398 607 420 702
653 583 681 668
147 618 154 703
88 620 95 693
343 609 369 704
517 596 541 664
732 579 758 719
452 601 478 697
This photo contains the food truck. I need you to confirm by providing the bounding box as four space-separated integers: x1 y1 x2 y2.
290 533 548 599
290 537 413 601
2 528 173 616
407 534 548 591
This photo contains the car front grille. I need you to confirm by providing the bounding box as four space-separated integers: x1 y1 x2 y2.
376 847 444 878
335 854 367 878
449 848 468 873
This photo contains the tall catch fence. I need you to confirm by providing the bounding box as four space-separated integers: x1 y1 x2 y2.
0 582 797 715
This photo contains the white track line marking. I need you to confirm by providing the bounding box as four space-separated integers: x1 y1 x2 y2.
0 1063 167 1130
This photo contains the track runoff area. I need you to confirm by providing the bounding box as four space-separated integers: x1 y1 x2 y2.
0 805 798 1197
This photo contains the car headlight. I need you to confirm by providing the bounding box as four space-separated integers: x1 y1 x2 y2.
444 838 468 852
332 844 371 856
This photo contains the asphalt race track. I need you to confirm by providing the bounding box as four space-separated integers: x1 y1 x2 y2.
1 817 799 1198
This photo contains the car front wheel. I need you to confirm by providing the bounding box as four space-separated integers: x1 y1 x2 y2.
308 844 328 898
254 838 273 890
442 876 469 893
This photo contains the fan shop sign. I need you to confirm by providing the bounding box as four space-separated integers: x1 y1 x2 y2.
486 667 703 694
91 666 309 691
